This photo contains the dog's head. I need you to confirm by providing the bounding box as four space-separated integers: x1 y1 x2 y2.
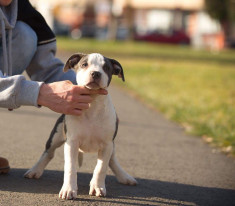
63 53 125 90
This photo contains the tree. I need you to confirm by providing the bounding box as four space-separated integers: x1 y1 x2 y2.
205 0 235 45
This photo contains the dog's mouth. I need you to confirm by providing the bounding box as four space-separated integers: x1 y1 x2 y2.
85 82 101 90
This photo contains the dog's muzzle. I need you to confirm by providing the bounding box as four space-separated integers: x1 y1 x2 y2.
85 71 102 90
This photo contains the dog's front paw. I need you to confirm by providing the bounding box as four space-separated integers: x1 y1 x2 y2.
89 181 106 197
24 167 43 179
59 184 77 200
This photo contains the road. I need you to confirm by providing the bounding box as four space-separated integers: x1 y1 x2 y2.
0 84 235 206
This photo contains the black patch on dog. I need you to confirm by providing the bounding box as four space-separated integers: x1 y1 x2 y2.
109 58 125 82
103 58 113 86
64 118 67 135
113 115 119 140
63 53 85 72
104 57 125 86
46 114 65 151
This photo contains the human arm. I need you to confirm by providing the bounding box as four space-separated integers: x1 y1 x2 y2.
0 0 107 114
0 72 107 114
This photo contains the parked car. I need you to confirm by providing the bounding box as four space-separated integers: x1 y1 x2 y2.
134 30 190 45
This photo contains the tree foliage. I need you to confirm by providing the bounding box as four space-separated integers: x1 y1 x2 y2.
205 0 235 23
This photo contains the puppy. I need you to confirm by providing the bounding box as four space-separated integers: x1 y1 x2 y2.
24 53 137 200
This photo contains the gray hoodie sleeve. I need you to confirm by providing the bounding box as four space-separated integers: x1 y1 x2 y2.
0 71 43 109
26 41 76 84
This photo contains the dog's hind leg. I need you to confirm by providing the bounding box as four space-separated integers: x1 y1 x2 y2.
24 114 66 179
109 144 138 185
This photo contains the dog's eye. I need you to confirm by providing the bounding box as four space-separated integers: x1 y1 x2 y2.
81 62 88 68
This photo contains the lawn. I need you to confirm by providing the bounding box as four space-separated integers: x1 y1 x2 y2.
57 37 235 155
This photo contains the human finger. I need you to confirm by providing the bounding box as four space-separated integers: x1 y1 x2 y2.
71 109 83 116
72 94 92 103
73 102 90 110
75 86 108 95
95 88 108 95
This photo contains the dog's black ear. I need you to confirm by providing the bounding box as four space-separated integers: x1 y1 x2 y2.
109 59 125 82
63 53 85 72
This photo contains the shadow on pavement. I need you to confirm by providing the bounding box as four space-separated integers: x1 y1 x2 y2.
0 168 235 206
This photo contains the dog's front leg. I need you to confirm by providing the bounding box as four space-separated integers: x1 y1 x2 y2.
59 140 78 200
89 142 113 197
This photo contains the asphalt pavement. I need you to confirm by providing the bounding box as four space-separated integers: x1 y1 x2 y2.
0 83 235 206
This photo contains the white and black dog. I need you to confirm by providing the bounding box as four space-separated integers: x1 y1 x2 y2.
24 53 137 200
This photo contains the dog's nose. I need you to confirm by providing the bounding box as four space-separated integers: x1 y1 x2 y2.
91 71 101 80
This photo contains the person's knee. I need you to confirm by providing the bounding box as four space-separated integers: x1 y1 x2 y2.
12 21 38 74
13 21 38 55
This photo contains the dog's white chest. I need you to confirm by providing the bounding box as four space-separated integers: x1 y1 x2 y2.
65 95 116 153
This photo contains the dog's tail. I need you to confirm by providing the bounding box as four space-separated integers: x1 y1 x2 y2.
78 151 83 168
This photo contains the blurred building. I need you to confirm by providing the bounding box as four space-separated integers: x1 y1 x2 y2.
29 0 225 50
124 0 223 50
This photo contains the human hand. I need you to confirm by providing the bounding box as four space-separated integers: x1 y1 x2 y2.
37 80 107 115
0 0 12 6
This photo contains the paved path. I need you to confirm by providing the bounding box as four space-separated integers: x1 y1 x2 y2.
0 84 235 206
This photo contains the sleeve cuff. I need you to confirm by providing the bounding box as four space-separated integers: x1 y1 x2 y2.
17 80 44 107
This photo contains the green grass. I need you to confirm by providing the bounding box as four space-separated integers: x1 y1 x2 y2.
57 37 235 155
